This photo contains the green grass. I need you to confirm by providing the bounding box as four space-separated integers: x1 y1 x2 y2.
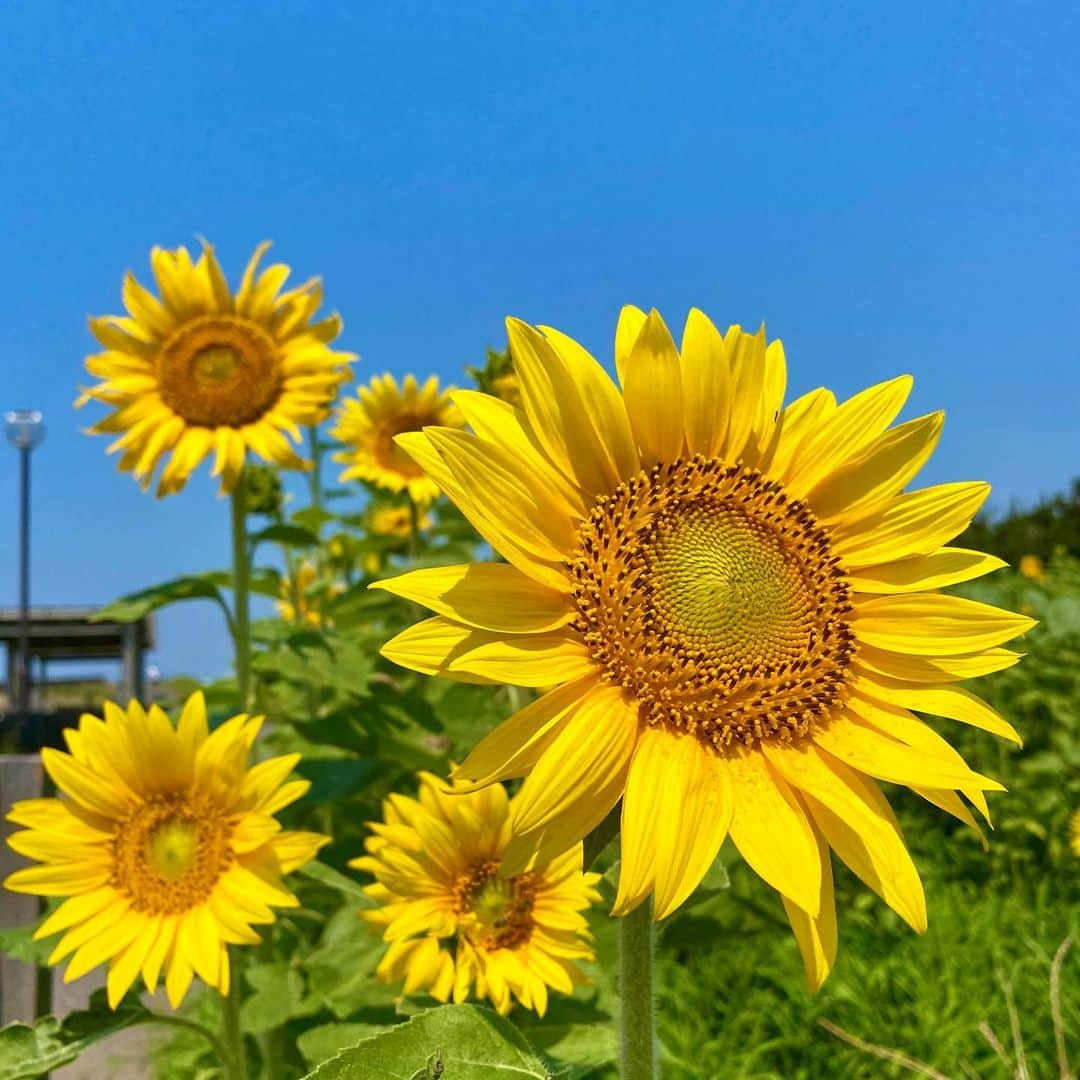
652 556 1080 1079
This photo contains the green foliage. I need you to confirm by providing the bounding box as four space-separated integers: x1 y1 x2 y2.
0 991 150 1079
299 1005 557 1080
91 573 232 624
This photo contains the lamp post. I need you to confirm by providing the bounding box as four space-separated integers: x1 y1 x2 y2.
4 410 45 729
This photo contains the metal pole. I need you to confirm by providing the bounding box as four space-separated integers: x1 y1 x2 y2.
16 444 30 726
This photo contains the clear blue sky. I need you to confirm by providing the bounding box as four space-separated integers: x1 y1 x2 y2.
0 2 1077 680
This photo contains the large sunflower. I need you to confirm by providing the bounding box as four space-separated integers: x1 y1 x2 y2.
373 308 1033 989
332 374 464 504
79 240 354 496
3 693 327 1008
351 772 600 1016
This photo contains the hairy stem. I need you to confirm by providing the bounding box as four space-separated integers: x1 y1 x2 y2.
221 966 249 1080
618 899 656 1080
230 472 252 713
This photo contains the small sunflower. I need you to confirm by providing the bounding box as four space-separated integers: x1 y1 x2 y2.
79 240 355 497
3 693 326 1008
1018 554 1046 582
333 374 463 504
374 307 1033 990
1071 810 1080 857
371 504 433 538
350 773 601 1016
276 562 343 627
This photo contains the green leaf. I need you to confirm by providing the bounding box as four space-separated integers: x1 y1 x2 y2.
516 996 616 1079
251 523 320 548
304 907 398 1018
0 990 150 1079
90 575 227 624
298 1023 397 1067
300 1004 555 1079
297 861 375 905
292 506 338 532
0 925 50 965
296 759 379 803
582 804 621 869
239 961 317 1034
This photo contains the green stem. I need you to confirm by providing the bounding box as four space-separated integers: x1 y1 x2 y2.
618 899 657 1080
143 1014 232 1068
230 472 252 714
407 492 421 563
221 967 249 1080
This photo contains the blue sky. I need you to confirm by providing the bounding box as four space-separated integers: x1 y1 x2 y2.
0 1 1076 680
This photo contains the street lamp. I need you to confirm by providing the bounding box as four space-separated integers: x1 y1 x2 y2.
4 410 45 729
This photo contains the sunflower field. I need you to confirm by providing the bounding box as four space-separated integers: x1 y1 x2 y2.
0 242 1077 1080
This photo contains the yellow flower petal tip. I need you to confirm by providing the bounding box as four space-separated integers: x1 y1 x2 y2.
3 693 325 1008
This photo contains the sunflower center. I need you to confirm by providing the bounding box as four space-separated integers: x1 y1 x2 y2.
571 457 855 750
112 794 233 914
158 315 282 427
376 415 429 478
453 860 536 950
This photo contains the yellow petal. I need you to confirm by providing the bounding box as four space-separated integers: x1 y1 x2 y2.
536 326 640 484
621 309 684 467
454 676 600 788
511 685 637 837
785 376 912 498
614 727 733 919
911 786 986 847
768 388 837 480
781 826 837 993
382 618 593 687
450 389 588 516
832 481 991 567
106 915 155 1007
505 318 624 500
679 308 731 459
813 711 1003 791
722 325 768 465
854 646 1022 684
851 676 1022 745
614 305 648 386
371 563 572 633
808 413 944 523
425 427 578 562
847 548 1006 593
854 594 1036 655
394 432 567 593
766 743 926 932
726 751 821 916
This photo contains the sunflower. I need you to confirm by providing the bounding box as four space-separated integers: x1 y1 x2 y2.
1071 810 1080 857
333 374 463 503
350 772 601 1016
276 561 343 627
79 240 355 497
1018 554 1046 582
371 504 433 538
3 693 327 1008
373 307 1034 990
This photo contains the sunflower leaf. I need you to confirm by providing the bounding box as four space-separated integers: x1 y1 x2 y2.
299 1004 556 1079
0 990 150 1079
90 574 228 624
